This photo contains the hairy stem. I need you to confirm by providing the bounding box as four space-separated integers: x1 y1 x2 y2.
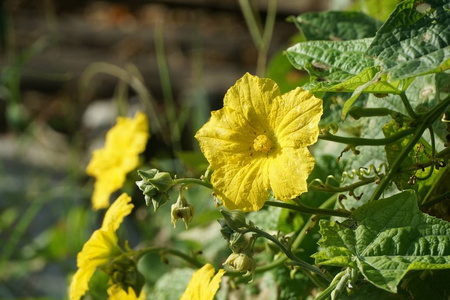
319 127 415 146
136 246 204 268
265 200 350 218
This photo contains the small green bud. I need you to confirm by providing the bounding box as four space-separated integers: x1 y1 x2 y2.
137 169 174 193
105 255 145 297
171 190 194 229
137 169 158 181
148 172 174 193
136 169 174 211
223 252 256 280
220 209 247 231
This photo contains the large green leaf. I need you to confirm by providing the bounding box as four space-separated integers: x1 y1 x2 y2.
313 191 450 293
290 11 382 41
285 38 374 85
366 0 450 81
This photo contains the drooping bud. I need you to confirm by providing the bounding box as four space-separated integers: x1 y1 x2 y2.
171 189 194 229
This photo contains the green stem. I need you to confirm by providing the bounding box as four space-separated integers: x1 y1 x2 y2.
348 107 407 120
265 201 350 218
400 91 418 119
136 246 203 268
370 96 450 201
173 178 213 189
319 127 415 146
420 191 450 208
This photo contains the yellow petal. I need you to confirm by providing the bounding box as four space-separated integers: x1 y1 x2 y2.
195 106 254 169
180 264 225 300
212 158 270 212
69 266 96 300
86 112 149 210
223 73 280 132
270 87 323 148
269 147 315 201
107 285 146 300
91 169 126 210
102 193 134 232
77 229 120 269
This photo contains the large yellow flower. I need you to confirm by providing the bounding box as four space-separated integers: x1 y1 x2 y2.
180 264 225 300
87 112 149 210
69 193 134 300
195 73 322 211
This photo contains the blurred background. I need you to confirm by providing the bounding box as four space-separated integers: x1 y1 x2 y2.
0 0 353 299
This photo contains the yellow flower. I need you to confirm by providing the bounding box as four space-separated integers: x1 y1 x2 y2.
107 285 146 300
180 264 225 300
195 73 323 211
87 112 149 210
69 193 134 300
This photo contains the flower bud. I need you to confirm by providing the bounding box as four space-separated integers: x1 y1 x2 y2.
137 169 174 193
220 209 247 231
171 191 194 229
223 252 256 279
105 255 145 297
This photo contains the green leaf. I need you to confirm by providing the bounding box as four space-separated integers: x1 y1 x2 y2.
366 0 450 81
286 38 374 84
286 39 403 117
290 11 382 41
313 191 450 293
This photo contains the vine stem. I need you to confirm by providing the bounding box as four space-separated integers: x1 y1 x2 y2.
173 178 212 189
400 91 419 119
319 127 415 145
370 96 450 201
265 200 350 218
135 246 204 268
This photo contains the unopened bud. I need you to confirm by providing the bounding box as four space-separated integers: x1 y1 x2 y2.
220 209 247 231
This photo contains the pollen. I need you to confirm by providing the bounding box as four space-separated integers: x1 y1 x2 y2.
253 135 272 154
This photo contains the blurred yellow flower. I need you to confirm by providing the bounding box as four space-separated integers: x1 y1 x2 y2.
180 264 225 300
69 193 134 300
195 73 322 211
107 285 146 300
87 112 149 210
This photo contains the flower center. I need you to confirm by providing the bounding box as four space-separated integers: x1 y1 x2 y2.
253 135 272 154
